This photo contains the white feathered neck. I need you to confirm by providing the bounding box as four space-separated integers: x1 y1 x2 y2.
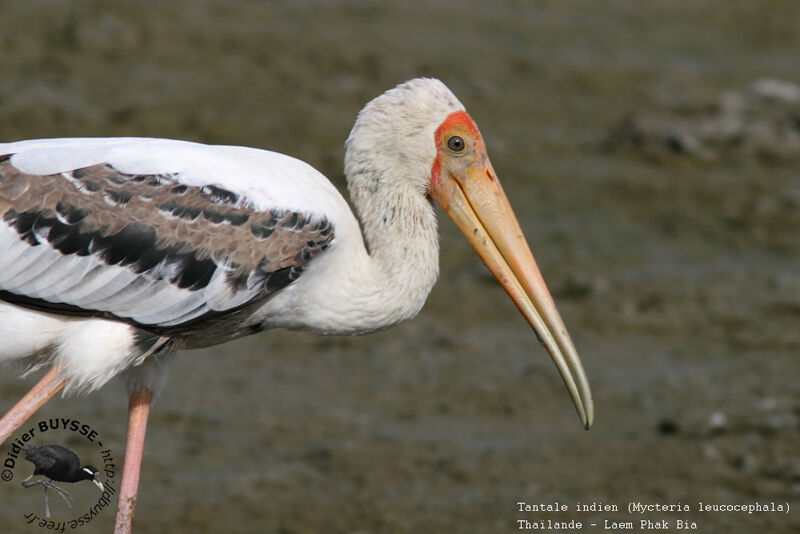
345 79 464 318
265 79 465 334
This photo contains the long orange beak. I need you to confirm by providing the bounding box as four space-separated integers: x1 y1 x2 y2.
430 113 593 429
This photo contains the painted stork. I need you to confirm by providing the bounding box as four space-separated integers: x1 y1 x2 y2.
0 78 593 532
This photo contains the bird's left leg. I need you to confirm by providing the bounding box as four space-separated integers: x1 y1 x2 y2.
43 480 73 508
21 476 40 490
23 479 72 518
113 388 153 534
19 479 52 518
0 367 66 444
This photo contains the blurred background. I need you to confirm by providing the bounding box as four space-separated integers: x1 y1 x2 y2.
0 1 798 532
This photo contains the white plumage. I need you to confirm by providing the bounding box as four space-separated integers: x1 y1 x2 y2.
0 78 592 533
0 80 464 393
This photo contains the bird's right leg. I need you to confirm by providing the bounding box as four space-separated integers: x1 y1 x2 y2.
0 367 66 444
43 480 73 507
113 388 154 534
43 485 50 519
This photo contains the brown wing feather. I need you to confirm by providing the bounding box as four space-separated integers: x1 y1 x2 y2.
0 159 334 328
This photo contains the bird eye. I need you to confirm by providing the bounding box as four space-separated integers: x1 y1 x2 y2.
447 136 466 152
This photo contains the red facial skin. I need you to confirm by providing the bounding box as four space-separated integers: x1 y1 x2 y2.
430 111 485 192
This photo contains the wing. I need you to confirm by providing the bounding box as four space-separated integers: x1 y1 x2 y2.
26 445 77 471
0 142 335 328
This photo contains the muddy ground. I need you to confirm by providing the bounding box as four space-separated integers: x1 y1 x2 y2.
0 1 798 532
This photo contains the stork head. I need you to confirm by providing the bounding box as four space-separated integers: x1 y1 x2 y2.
346 78 593 429
346 78 465 202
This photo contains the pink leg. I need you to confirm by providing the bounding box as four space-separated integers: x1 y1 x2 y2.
113 389 153 534
0 367 66 445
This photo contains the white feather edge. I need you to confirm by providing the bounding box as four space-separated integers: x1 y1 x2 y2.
0 137 351 226
0 222 261 327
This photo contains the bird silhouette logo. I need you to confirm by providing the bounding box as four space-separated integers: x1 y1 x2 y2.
21 444 104 518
